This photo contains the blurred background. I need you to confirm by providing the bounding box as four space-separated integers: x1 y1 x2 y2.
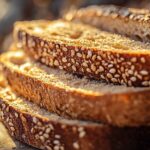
0 0 149 52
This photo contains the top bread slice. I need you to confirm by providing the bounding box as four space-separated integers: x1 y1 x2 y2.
64 5 150 42
14 20 150 87
1 50 150 127
1 76 150 150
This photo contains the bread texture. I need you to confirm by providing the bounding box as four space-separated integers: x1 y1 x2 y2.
14 20 150 87
0 78 150 150
1 50 150 127
65 5 150 42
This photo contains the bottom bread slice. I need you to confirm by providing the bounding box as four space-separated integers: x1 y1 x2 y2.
0 83 150 150
1 50 150 127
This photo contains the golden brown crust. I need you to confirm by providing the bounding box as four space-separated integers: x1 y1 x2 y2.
64 5 150 42
14 20 150 87
0 85 150 150
1 51 150 127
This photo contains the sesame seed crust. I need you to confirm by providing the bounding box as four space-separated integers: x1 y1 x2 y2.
0 82 150 150
65 5 150 42
1 51 150 127
14 20 150 87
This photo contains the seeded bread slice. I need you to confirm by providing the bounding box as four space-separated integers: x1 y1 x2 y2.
14 20 150 87
65 5 150 42
1 50 150 127
1 79 150 150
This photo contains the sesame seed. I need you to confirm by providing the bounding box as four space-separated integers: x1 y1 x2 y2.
60 124 66 129
86 68 91 73
6 107 9 112
37 121 42 126
55 135 61 139
67 63 71 67
31 128 34 133
87 51 92 58
71 59 75 63
33 117 37 124
131 65 135 70
41 58 46 63
53 140 60 145
131 57 137 62
99 66 104 72
43 133 49 139
77 53 82 57
54 146 60 150
130 76 137 82
54 60 59 66
92 55 96 61
71 50 75 56
142 81 149 86
82 62 88 67
62 57 67 63
109 68 116 74
59 66 63 69
15 113 18 118
73 142 80 149
45 128 51 134
79 131 86 138
111 78 118 82
97 56 101 60
141 57 146 63
128 70 133 75
121 67 124 72
72 65 77 71
75 47 79 52
40 136 45 142
137 74 142 80
10 127 15 131
91 64 96 71
107 73 113 79
108 64 113 68
9 122 13 126
101 75 105 79
62 47 68 52
40 41 44 47
140 70 148 75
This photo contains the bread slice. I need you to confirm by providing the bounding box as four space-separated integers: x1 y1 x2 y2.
1 50 150 127
1 78 150 150
64 5 150 42
13 20 150 87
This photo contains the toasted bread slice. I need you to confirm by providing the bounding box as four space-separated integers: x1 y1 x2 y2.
14 20 150 87
1 50 150 127
0 76 150 150
65 5 150 42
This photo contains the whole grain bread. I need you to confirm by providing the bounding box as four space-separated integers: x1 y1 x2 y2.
1 50 150 127
14 20 150 87
65 5 150 42
0 79 150 150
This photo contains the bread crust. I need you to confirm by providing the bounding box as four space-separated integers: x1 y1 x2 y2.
1 51 150 127
14 20 150 87
65 5 150 42
0 86 150 150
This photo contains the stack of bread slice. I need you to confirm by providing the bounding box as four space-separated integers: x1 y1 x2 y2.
0 5 150 150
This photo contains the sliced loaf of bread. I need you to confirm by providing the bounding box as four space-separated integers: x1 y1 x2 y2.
1 50 150 127
65 5 150 42
0 77 150 150
14 20 150 87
